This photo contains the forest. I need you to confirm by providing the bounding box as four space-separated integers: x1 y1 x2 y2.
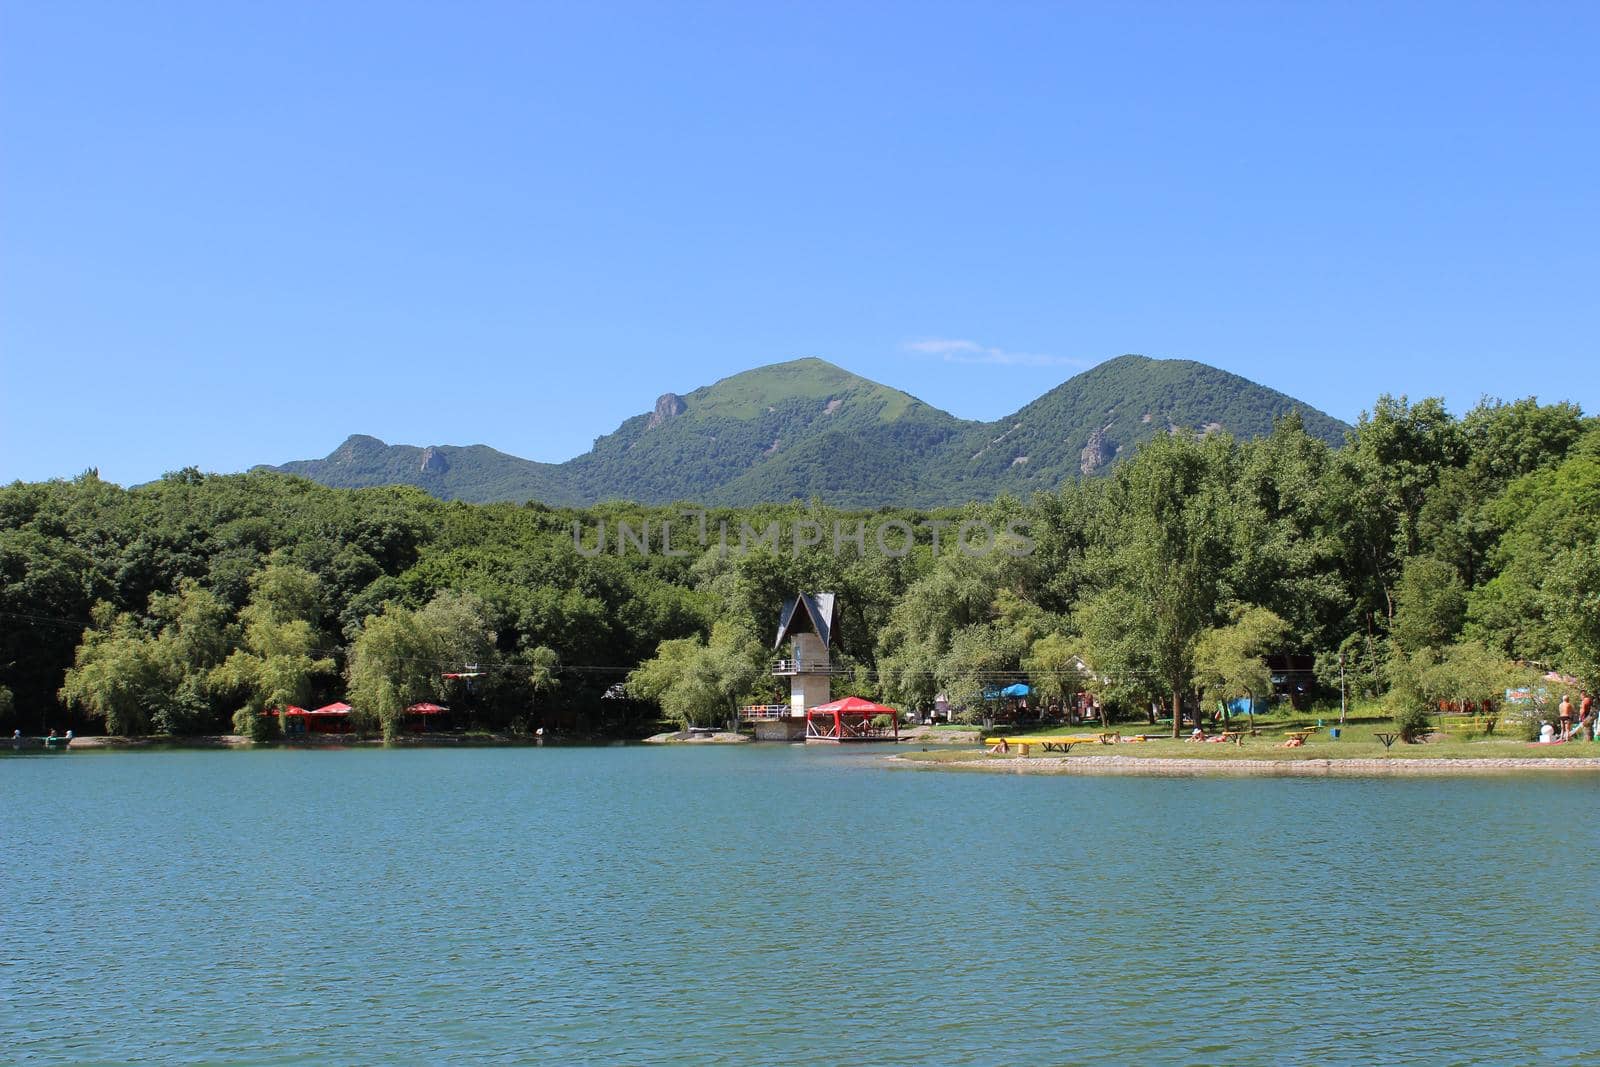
3 394 1596 742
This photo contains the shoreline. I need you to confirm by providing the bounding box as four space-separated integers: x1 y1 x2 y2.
12 733 593 751
887 753 1600 777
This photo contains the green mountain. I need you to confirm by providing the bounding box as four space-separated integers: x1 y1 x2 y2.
270 434 580 505
261 355 1350 505
564 358 972 506
931 354 1354 497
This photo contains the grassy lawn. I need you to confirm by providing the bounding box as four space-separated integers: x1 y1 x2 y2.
896 711 1600 763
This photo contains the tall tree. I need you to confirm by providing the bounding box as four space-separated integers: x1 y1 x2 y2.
346 605 438 741
211 564 334 740
627 620 765 729
1078 434 1233 735
1192 606 1291 725
1019 629 1090 718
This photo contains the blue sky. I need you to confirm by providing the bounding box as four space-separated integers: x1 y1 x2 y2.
3 1 1596 484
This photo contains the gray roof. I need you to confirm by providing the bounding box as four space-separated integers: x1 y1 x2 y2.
774 592 837 650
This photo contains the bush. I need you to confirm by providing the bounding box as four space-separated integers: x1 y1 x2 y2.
1391 701 1434 742
951 708 983 727
232 706 277 743
871 713 894 731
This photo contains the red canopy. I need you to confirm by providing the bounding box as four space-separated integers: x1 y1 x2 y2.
808 696 897 715
263 705 309 718
308 701 353 716
407 702 449 714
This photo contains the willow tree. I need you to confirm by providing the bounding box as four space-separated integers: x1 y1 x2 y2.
1388 639 1524 740
60 584 234 735
211 564 334 741
937 622 1027 726
58 604 164 735
1192 606 1290 729
1022 631 1085 716
347 591 498 741
347 608 433 740
627 620 765 730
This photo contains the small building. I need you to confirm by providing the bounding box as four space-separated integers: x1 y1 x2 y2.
743 592 840 741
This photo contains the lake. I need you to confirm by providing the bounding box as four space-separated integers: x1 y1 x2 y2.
4 745 1598 1064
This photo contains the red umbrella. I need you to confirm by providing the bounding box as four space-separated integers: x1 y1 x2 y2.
263 705 308 718
407 702 449 714
308 701 353 716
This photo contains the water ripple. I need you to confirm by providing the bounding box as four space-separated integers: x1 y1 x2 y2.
3 747 1598 1064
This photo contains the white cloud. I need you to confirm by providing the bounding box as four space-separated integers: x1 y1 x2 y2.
904 338 1086 368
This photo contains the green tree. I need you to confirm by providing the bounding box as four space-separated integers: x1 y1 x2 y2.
1390 557 1466 655
938 622 1027 725
876 550 1030 709
1467 447 1600 673
1385 639 1524 740
345 591 498 741
1077 434 1233 735
627 620 765 729
59 583 234 735
1192 607 1291 726
1021 631 1085 714
211 564 334 740
1543 544 1600 693
512 644 561 732
1314 631 1386 704
347 604 437 741
59 604 169 735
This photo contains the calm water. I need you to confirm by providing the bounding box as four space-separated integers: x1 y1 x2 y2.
4 745 1599 1065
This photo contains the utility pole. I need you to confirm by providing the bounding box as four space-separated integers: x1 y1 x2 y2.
1339 652 1348 725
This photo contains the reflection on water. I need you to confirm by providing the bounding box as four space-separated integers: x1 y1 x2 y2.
5 746 1599 1064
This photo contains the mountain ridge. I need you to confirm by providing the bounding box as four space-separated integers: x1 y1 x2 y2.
262 355 1351 506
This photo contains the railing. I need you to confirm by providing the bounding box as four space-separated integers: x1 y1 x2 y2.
771 659 851 676
805 712 896 740
739 704 791 720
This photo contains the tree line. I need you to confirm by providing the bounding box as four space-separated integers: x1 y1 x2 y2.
2 394 1595 740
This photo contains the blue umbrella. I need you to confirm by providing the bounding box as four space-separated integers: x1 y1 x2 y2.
1000 683 1031 698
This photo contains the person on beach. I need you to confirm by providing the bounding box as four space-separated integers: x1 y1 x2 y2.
1558 694 1572 740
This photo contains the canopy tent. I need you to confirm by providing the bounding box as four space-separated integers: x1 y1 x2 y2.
808 696 896 715
981 683 1031 700
804 696 899 743
263 705 309 717
265 702 349 735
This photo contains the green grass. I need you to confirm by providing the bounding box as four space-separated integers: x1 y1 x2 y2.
896 711 1600 763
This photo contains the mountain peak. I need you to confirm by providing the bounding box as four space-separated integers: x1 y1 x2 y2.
683 357 918 422
263 355 1350 506
646 392 686 429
